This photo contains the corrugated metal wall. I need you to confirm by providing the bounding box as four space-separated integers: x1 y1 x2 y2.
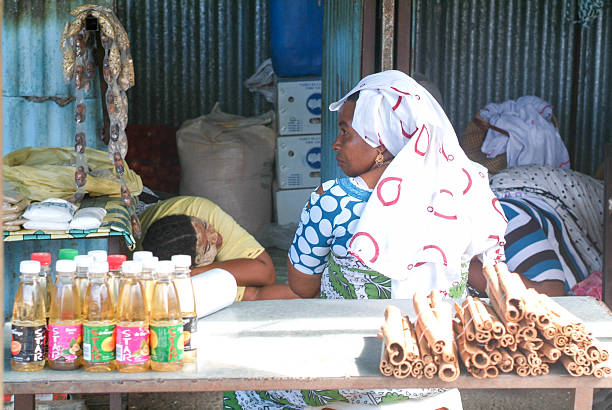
576 3 612 174
412 0 610 175
115 0 271 126
2 0 112 155
321 0 363 181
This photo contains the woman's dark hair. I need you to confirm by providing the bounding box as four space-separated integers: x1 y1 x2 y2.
347 91 360 102
141 214 197 262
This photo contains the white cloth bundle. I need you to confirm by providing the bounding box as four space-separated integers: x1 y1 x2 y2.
329 70 508 298
480 96 570 169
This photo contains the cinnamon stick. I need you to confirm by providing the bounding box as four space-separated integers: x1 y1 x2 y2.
539 341 561 362
561 355 583 376
499 349 514 373
516 365 530 377
413 292 445 355
392 361 412 379
411 359 424 378
380 347 394 376
495 263 526 322
382 305 408 365
423 362 437 379
489 349 502 366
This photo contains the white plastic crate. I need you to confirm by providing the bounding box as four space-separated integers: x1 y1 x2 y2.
277 78 321 135
276 134 321 189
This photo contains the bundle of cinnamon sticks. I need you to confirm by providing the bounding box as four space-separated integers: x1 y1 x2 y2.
378 291 460 381
379 262 610 380
470 262 612 378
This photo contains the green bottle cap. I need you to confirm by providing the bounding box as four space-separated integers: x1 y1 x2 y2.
58 248 79 260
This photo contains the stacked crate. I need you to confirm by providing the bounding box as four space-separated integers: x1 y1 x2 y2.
275 78 322 225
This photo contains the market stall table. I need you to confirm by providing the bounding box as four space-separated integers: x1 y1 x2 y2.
4 297 612 409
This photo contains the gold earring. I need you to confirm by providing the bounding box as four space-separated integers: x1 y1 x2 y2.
375 151 385 167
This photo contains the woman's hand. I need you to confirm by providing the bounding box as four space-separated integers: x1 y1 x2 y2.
288 258 321 298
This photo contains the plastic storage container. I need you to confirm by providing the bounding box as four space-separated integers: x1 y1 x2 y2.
269 0 323 77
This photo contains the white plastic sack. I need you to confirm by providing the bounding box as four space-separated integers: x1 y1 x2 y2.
23 198 77 223
69 207 107 230
23 220 70 230
244 58 276 103
177 104 276 239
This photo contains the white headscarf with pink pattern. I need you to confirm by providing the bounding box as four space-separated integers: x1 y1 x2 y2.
329 70 508 298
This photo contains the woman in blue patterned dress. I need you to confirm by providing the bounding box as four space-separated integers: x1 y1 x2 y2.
225 71 507 409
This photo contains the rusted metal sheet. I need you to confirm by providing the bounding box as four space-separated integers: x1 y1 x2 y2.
115 0 271 126
321 0 364 181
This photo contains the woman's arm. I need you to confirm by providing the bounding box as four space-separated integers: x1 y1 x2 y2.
468 257 565 297
288 258 321 298
190 250 276 287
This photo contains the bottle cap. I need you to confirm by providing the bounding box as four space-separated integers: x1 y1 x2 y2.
30 252 51 266
142 257 158 271
108 254 127 270
58 248 79 260
89 261 109 274
156 260 175 276
88 250 108 262
56 259 76 273
132 251 153 262
121 260 142 274
74 255 93 268
20 260 41 274
171 254 192 268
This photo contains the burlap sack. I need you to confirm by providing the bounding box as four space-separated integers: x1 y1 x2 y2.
177 103 276 239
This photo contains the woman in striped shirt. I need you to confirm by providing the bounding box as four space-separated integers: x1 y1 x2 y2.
468 165 603 297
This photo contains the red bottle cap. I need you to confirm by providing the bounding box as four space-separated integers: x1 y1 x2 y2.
107 254 127 271
30 252 52 266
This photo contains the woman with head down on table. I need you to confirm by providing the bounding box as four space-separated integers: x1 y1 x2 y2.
138 196 298 302
226 71 508 408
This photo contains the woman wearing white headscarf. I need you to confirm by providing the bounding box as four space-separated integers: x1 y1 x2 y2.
225 71 508 409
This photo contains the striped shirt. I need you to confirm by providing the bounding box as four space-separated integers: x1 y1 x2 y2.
500 198 588 292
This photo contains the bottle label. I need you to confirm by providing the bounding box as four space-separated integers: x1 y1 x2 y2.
48 324 82 363
182 316 197 352
11 325 46 363
115 325 150 364
150 324 184 362
83 324 116 363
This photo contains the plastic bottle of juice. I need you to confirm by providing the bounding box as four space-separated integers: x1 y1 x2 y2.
74 255 93 310
58 248 78 261
133 251 155 313
141 256 158 316
132 251 153 263
30 253 52 320
171 255 197 363
87 250 107 262
107 254 127 306
11 260 46 372
48 259 82 370
150 260 184 371
30 252 52 362
115 260 150 372
82 261 115 372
